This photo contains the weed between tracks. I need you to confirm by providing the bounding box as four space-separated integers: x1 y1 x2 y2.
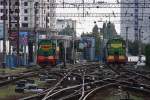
0 68 28 75
0 84 31 100
0 76 60 100
0 78 42 100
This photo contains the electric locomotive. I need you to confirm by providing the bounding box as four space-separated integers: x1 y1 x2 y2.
105 38 127 64
37 39 58 67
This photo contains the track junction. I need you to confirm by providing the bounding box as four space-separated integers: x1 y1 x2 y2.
14 62 150 100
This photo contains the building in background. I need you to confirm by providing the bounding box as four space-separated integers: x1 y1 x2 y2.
0 0 57 66
0 0 56 32
120 0 150 43
0 0 57 51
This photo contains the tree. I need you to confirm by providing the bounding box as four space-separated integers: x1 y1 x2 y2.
128 40 146 56
101 21 117 39
101 23 107 38
92 23 101 56
110 23 117 35
128 40 139 56
58 25 75 36
92 24 99 37
95 37 101 56
81 32 93 37
145 44 150 66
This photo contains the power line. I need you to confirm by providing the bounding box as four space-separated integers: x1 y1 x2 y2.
39 2 150 8
44 13 150 17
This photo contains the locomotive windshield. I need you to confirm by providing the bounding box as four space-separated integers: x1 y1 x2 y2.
38 40 56 56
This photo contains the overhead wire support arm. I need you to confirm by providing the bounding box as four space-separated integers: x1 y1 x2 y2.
40 3 150 8
47 13 150 17
34 2 39 64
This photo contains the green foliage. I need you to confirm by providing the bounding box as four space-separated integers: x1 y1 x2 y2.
95 37 101 55
101 23 107 35
92 24 99 37
82 22 118 56
128 40 146 56
81 32 93 37
58 25 75 36
92 23 101 55
128 40 139 56
145 44 150 66
101 21 117 39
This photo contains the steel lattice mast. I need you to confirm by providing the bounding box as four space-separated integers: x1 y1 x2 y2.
50 0 56 34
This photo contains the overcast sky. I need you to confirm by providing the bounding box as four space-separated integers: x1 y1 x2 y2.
56 0 121 36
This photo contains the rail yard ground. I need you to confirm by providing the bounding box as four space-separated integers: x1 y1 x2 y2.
0 68 28 74
0 77 57 100
0 63 150 100
86 87 149 100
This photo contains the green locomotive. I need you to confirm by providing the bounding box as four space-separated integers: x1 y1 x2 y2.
37 39 58 66
106 38 127 64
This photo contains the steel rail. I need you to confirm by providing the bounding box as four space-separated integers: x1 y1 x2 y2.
20 75 136 100
42 63 98 100
83 81 150 100
42 71 72 100
41 74 135 100
58 88 82 100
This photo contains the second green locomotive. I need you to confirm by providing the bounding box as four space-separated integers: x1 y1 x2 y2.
105 38 127 64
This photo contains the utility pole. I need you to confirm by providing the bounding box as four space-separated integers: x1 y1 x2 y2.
82 0 85 17
50 0 56 35
16 0 20 67
100 35 103 63
34 2 39 65
93 0 96 3
72 31 75 64
126 27 128 55
149 16 150 44
138 26 142 61
64 40 67 68
2 0 6 68
8 0 11 67
72 20 76 64
8 0 20 67
134 0 139 41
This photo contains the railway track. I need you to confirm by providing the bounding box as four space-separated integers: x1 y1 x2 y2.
0 66 54 87
0 64 74 87
20 63 100 100
81 64 150 100
83 81 150 100
19 63 150 100
43 73 148 100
